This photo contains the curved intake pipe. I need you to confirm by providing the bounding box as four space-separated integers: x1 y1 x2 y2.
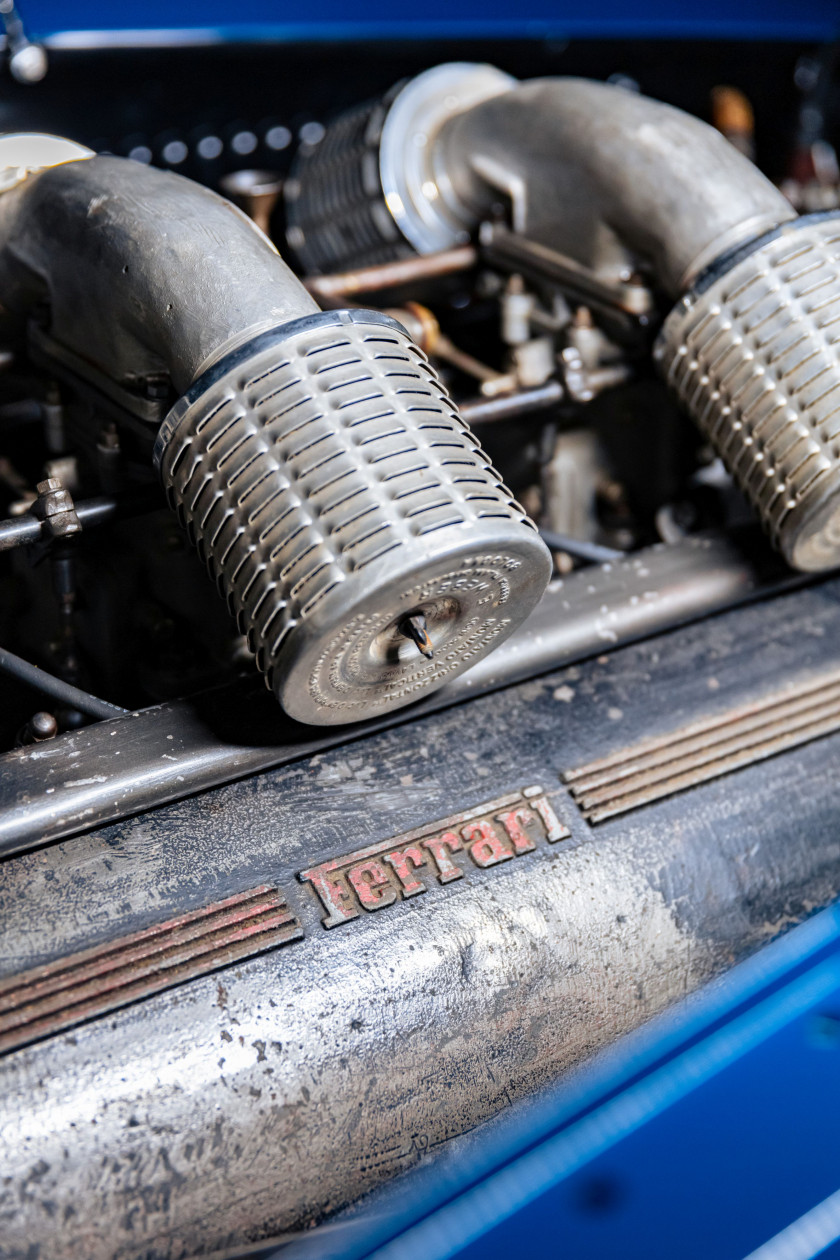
288 65 840 572
0 141 549 724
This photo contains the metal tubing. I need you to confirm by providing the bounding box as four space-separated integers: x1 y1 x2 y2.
458 380 564 425
0 529 804 857
432 74 796 293
0 645 129 720
0 514 39 550
303 245 477 303
538 529 624 564
0 495 127 552
0 398 42 428
0 154 320 392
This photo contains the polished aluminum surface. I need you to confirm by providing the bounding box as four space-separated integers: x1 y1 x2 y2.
0 530 801 857
378 62 515 254
157 309 549 725
2 578 840 1258
657 215 840 571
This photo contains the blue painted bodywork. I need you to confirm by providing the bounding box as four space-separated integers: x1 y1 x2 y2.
25 0 840 44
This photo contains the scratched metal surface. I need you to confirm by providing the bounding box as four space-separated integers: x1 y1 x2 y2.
2 579 840 1259
0 530 799 858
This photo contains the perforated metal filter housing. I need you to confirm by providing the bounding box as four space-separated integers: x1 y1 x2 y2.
154 311 550 725
656 213 840 571
284 64 514 273
284 89 412 274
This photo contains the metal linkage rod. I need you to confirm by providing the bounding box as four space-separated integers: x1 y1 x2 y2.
0 514 40 550
458 381 564 425
0 646 129 720
303 245 478 304
539 529 624 564
0 494 159 553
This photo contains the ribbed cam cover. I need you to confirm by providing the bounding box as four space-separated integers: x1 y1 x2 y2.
656 213 840 571
284 88 412 275
154 310 550 726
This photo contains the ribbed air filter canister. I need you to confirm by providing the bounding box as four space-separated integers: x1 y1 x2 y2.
154 310 550 726
656 213 840 571
285 64 515 274
284 89 411 274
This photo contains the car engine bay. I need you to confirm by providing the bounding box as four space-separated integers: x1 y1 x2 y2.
1 26 840 1260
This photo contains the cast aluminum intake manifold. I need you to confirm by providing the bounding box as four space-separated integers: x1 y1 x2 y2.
288 63 840 573
0 138 549 724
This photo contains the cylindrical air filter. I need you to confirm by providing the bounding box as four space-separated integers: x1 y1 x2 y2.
154 310 550 725
284 64 514 274
656 214 840 571
283 88 411 274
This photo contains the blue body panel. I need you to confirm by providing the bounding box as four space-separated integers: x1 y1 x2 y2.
25 0 840 43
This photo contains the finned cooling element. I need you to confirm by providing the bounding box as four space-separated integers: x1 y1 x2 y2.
656 214 840 571
154 310 550 726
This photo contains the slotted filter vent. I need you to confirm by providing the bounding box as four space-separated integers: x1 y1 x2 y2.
285 87 412 274
657 213 840 571
155 309 550 725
